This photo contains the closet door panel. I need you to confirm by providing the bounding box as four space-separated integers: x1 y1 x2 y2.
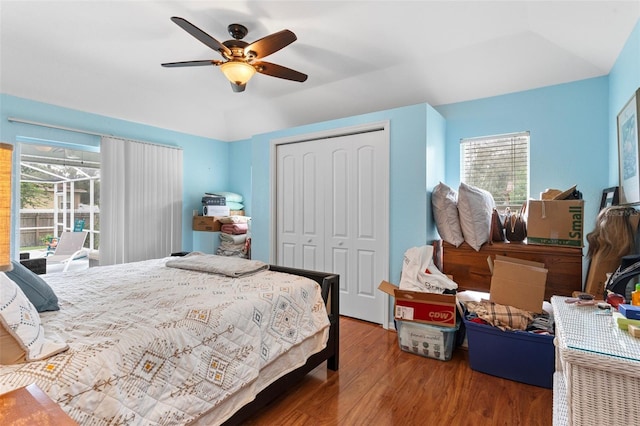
356 145 376 239
330 149 349 238
281 243 296 267
277 147 298 268
357 249 376 297
331 247 349 293
280 155 297 234
276 141 324 270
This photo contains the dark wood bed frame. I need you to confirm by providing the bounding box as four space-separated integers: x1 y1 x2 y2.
222 265 340 425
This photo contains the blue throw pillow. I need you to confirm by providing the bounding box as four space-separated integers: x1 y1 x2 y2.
5 261 59 312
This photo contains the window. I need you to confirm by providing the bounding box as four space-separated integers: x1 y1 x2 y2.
19 142 100 256
460 132 529 210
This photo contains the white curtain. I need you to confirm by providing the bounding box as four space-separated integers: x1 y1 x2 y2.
100 137 183 265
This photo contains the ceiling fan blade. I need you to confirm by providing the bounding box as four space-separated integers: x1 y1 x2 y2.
245 30 297 60
255 61 308 82
161 60 222 68
171 17 232 57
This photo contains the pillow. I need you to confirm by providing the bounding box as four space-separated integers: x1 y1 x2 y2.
5 261 59 312
226 201 244 211
0 272 68 364
211 191 244 203
457 182 496 251
431 182 464 247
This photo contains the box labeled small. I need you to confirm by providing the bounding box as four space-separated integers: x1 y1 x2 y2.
527 199 584 247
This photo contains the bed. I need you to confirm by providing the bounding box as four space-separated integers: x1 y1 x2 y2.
0 254 339 425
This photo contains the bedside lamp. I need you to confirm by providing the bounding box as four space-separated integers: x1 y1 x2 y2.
0 143 12 271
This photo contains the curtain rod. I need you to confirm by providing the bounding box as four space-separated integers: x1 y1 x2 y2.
7 116 182 150
8 116 112 138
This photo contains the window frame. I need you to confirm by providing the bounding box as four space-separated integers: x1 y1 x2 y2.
459 131 530 211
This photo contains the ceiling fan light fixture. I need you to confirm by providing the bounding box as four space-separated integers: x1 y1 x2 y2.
220 61 256 87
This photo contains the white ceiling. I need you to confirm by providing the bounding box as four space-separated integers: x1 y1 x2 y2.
1 1 639 141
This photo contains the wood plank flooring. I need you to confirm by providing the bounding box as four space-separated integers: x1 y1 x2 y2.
246 316 553 426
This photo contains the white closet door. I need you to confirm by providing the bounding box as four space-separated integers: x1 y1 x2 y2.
276 129 388 324
324 132 387 323
276 141 324 270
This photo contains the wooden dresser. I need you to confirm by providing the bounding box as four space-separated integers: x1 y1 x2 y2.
441 241 583 300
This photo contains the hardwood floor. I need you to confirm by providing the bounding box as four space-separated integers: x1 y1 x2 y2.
246 316 553 426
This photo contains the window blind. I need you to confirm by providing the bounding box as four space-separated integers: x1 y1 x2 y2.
460 132 529 209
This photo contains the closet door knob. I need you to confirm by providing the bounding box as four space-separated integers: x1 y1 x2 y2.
338 241 344 246
307 239 312 243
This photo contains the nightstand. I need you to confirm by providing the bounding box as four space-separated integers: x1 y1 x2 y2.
0 383 77 425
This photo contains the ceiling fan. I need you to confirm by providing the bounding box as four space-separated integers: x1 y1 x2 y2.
162 17 308 93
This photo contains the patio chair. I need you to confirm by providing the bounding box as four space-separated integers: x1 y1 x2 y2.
45 231 89 272
73 218 85 232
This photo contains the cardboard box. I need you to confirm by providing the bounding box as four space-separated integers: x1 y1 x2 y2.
463 316 555 388
192 212 247 232
378 281 458 327
396 320 459 361
193 216 221 232
488 255 547 313
203 205 230 216
526 199 584 247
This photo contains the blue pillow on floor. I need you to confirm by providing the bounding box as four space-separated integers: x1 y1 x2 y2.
5 261 60 312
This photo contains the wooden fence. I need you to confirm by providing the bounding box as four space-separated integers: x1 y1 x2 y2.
19 212 98 248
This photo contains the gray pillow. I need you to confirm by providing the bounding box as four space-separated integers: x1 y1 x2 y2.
432 182 464 247
5 261 60 312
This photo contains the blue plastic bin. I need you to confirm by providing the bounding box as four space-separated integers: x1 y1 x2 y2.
463 317 555 388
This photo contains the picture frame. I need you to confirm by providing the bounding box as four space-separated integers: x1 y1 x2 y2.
600 186 619 210
617 88 640 205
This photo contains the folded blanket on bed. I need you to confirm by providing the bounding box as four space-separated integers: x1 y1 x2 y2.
220 232 247 244
166 252 268 277
221 223 249 234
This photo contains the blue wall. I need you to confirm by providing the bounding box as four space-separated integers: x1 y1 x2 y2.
0 94 229 256
227 139 253 214
436 77 610 248
608 20 640 185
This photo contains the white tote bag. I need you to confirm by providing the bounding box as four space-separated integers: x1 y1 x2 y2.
399 245 458 293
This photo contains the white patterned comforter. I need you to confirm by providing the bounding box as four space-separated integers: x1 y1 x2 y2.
0 257 330 425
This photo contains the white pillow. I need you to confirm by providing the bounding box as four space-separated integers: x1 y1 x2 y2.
432 182 464 247
0 272 68 363
457 182 496 251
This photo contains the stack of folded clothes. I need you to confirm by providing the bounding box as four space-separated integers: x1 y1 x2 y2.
216 216 251 258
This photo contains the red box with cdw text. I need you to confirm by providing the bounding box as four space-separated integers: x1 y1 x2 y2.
378 281 457 328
